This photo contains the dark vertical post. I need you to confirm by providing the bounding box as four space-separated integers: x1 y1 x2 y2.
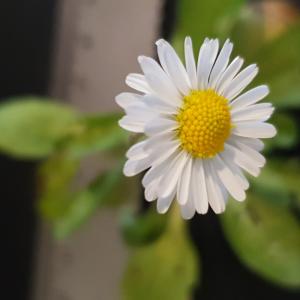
0 1 57 299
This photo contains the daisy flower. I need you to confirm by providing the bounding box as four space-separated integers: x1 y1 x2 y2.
116 37 276 219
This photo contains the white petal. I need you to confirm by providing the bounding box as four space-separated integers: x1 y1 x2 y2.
125 102 157 122
216 56 244 94
184 36 198 89
229 140 266 167
224 143 260 177
230 85 270 111
143 131 176 151
118 116 144 133
223 64 258 100
233 136 264 152
137 56 182 106
233 121 277 138
144 117 177 136
124 140 179 177
214 155 246 201
123 156 151 177
142 148 179 187
157 151 188 198
115 92 142 109
220 151 249 190
204 160 226 213
147 140 180 163
177 155 193 205
198 39 219 89
197 39 210 89
220 181 229 204
126 140 148 160
209 39 233 88
157 189 176 214
126 73 152 94
156 39 191 95
143 94 177 114
144 177 160 202
180 199 196 220
145 73 182 107
192 159 209 214
231 103 274 122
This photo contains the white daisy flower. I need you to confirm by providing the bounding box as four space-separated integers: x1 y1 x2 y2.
116 37 276 219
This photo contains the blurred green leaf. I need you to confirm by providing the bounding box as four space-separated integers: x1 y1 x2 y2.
120 207 168 246
221 193 300 288
250 159 300 208
250 164 292 208
0 98 77 158
52 163 125 239
221 9 300 109
62 113 128 159
174 0 246 51
262 160 300 203
252 24 300 109
38 154 80 220
264 113 298 151
230 7 265 60
122 207 199 300
253 25 300 78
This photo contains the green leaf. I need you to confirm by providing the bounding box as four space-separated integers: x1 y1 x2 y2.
120 207 168 246
229 7 265 60
62 113 128 159
252 24 300 109
226 12 300 109
253 25 300 78
0 98 77 158
38 154 80 220
268 71 300 109
52 163 125 239
261 160 300 203
250 164 292 208
264 113 298 151
174 0 246 51
249 159 300 209
221 193 300 288
122 207 199 300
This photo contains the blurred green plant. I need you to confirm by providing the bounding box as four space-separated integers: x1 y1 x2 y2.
0 97 132 239
120 207 168 246
0 98 78 158
122 207 199 300
1 0 300 298
173 0 300 290
221 190 300 288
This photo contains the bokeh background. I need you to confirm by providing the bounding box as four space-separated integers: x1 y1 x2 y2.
2 0 300 299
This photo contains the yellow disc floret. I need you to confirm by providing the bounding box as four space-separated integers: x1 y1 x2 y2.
176 89 232 158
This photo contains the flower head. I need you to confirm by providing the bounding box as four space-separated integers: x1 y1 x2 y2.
116 37 276 219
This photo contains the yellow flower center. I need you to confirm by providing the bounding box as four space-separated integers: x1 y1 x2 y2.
176 89 232 158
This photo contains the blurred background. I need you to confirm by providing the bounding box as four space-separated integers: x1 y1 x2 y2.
1 0 300 299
